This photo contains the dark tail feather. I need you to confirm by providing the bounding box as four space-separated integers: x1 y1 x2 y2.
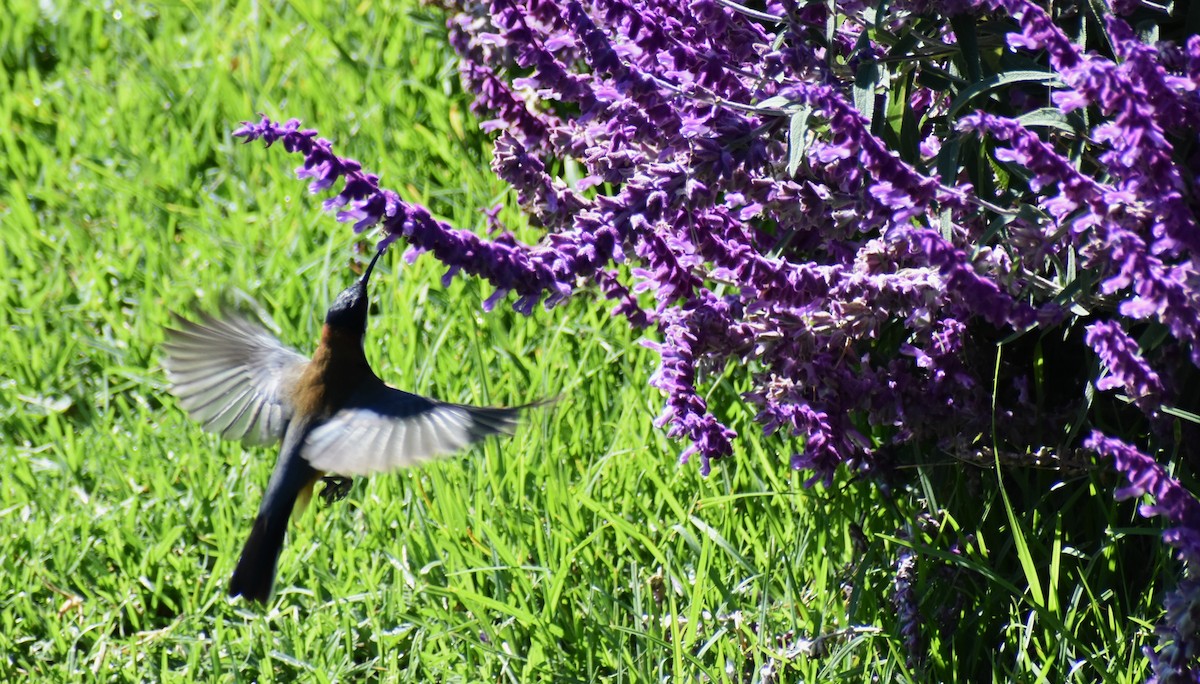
228 512 289 603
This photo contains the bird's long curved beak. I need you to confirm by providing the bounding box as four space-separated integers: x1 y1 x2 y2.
361 249 383 286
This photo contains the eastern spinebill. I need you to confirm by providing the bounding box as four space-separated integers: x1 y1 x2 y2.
162 249 535 603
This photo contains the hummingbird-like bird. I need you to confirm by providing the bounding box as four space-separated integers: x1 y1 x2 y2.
162 249 532 603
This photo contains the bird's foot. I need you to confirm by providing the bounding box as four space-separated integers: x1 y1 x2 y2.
319 476 353 504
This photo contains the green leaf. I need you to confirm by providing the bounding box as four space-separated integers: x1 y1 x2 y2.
852 26 881 125
949 14 983 83
787 105 813 177
895 73 921 163
854 58 881 125
825 0 836 59
756 94 796 112
1016 107 1083 134
1163 405 1200 426
917 67 957 91
936 135 963 186
947 71 1064 122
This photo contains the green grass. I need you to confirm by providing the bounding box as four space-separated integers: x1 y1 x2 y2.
0 0 1165 681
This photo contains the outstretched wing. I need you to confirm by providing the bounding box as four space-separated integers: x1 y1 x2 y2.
301 381 525 476
162 312 309 445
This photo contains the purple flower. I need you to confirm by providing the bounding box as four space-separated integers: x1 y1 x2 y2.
1085 321 1164 414
1088 432 1200 681
235 115 577 308
1145 578 1200 684
1086 432 1200 565
645 296 742 475
238 0 1200 508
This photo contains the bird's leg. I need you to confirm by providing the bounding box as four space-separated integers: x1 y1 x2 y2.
319 476 354 504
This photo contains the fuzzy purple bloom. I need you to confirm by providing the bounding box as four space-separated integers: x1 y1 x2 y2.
435 0 1200 678
1088 432 1200 680
1086 432 1200 565
235 116 578 309
1085 321 1164 415
236 0 1200 554
1145 578 1200 684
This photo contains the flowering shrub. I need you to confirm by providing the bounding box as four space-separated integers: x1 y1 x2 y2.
234 0 1200 677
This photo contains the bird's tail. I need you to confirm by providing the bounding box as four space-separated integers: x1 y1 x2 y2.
229 450 317 604
228 509 290 603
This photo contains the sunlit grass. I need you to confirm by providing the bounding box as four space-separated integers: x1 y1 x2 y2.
0 0 1161 681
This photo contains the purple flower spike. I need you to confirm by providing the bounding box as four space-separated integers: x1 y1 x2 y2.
235 115 576 308
236 0 1200 507
1087 432 1200 564
1085 321 1164 415
1088 432 1200 681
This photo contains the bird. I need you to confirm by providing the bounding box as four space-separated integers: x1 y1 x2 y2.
162 249 536 603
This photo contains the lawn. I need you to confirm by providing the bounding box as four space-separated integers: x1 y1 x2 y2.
0 0 1160 681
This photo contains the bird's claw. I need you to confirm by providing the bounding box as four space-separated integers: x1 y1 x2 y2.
319 476 353 504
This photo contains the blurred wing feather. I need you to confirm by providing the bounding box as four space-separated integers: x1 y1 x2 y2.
162 312 308 445
302 383 523 476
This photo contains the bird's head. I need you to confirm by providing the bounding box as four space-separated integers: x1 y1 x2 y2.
324 249 383 334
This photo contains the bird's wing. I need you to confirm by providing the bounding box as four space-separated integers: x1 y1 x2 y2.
301 382 524 476
162 311 309 446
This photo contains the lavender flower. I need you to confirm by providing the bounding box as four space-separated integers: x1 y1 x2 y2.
1086 432 1200 564
1087 433 1200 681
1146 578 1200 684
234 116 575 308
1085 321 1164 415
239 0 1200 531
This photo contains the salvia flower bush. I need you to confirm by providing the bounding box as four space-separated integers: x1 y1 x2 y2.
234 0 1200 678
